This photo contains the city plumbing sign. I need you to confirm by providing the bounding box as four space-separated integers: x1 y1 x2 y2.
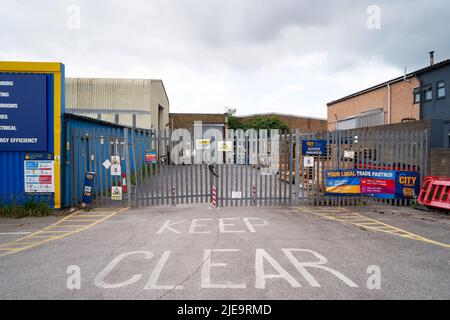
0 74 48 151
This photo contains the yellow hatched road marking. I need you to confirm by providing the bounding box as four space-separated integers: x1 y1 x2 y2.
296 206 450 249
0 208 128 258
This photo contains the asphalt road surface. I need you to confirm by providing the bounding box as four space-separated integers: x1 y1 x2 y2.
0 205 449 299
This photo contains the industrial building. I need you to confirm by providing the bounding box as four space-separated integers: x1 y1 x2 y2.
327 52 450 148
65 78 170 132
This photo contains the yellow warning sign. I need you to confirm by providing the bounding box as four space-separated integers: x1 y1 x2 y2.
218 141 232 152
195 139 211 150
111 186 122 200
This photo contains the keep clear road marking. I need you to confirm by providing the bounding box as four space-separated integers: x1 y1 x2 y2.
296 206 450 249
0 207 129 258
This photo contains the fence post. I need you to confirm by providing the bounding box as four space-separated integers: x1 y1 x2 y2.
124 128 132 208
295 129 300 205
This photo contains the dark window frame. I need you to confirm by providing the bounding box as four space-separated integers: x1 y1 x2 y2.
413 87 421 104
437 80 446 99
423 84 433 102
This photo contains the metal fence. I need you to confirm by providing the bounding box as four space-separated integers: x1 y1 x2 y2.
68 125 429 208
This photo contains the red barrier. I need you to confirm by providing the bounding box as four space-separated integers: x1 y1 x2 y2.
418 176 450 210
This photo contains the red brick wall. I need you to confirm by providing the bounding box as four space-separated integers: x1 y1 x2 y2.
327 77 421 131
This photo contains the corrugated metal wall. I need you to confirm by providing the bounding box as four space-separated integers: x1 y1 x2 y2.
65 78 169 131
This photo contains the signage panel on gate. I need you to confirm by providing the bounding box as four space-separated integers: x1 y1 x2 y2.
0 74 48 151
325 169 420 199
145 150 157 164
195 139 210 150
111 186 122 200
302 140 327 156
111 156 121 176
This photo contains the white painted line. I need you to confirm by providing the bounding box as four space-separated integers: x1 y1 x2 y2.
0 232 32 235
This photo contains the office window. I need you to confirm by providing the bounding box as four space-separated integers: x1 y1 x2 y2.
114 114 119 124
437 80 445 98
423 85 432 101
413 88 421 104
132 114 137 128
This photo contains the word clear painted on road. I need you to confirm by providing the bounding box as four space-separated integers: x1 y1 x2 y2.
24 160 54 193
93 248 358 290
110 156 121 176
156 218 269 234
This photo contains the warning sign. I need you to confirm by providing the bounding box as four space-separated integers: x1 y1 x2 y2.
24 160 54 193
195 139 211 150
218 141 232 152
111 156 121 176
111 186 122 200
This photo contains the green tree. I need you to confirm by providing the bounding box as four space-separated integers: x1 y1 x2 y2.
247 115 288 131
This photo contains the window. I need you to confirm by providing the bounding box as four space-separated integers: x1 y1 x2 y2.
437 80 445 99
114 114 119 124
423 85 432 101
413 88 421 103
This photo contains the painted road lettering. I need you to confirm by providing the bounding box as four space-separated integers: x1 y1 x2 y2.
157 218 269 234
94 248 358 290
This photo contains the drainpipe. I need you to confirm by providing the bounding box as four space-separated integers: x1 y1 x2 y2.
387 82 391 124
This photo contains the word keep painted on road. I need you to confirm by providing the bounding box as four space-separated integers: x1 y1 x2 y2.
0 74 48 151
24 160 54 193
110 156 121 176
156 218 269 234
325 169 420 199
111 186 122 201
301 139 327 156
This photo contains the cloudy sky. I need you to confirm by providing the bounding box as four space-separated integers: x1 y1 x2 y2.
1 0 449 118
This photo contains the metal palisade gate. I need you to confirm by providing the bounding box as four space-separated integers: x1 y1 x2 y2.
68 125 429 208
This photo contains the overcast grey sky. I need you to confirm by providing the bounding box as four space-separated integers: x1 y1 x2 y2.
1 0 449 118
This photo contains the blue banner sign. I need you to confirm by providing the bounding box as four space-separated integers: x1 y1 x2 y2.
81 172 96 206
0 74 48 151
325 169 420 199
302 139 327 156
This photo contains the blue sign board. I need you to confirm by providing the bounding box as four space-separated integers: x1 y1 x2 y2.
81 172 96 206
0 74 48 151
302 139 327 156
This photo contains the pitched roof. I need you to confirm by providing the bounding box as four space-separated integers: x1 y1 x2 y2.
327 59 450 106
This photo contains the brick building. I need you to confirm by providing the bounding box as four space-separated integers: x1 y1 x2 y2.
169 113 228 136
237 112 327 131
327 53 450 148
